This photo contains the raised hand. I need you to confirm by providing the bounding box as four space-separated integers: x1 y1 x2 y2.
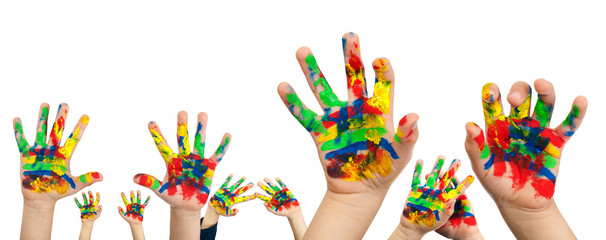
14 103 102 201
398 157 473 236
75 191 102 222
465 79 588 209
435 177 481 239
277 32 419 194
119 190 150 224
256 177 300 217
209 174 255 216
133 111 231 210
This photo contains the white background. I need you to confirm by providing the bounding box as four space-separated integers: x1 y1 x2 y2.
1 1 604 239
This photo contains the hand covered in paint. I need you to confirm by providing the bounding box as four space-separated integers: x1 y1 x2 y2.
209 174 256 216
277 33 419 195
118 190 150 225
75 191 102 222
133 111 231 210
14 103 103 201
397 157 473 237
256 177 301 217
435 178 481 239
464 79 587 210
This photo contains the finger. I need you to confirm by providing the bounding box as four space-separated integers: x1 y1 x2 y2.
82 192 89 205
121 192 129 206
130 190 135 205
228 208 239 217
118 206 125 216
296 47 346 109
277 83 326 136
75 197 83 209
193 112 208 156
136 190 141 204
531 79 556 127
444 175 474 201
427 156 445 188
255 193 272 203
13 118 30 154
148 121 174 164
264 177 281 192
95 192 100 206
143 196 150 206
342 32 367 100
88 191 95 206
234 182 254 196
220 174 233 189
236 193 257 204
176 111 191 155
411 159 423 190
369 57 394 115
507 81 532 119
555 96 588 142
48 103 69 146
210 133 231 164
438 159 461 190
258 181 275 196
482 83 504 121
97 205 103 216
394 113 419 145
133 174 163 195
276 177 287 189
62 114 89 160
464 122 492 177
77 172 103 186
35 103 50 147
229 177 246 192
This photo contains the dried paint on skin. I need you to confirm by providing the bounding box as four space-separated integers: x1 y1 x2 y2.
442 179 477 229
210 175 255 216
286 55 398 182
534 97 553 127
344 40 367 99
561 105 580 137
138 121 230 205
75 191 100 220
481 83 567 199
403 161 473 227
16 105 99 194
120 192 149 222
257 179 300 212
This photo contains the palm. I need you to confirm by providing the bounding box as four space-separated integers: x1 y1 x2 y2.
14 103 102 201
257 178 300 217
209 175 255 216
119 190 149 224
75 191 102 222
278 33 418 194
134 111 231 211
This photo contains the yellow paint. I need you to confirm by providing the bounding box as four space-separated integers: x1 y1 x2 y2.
177 122 191 155
345 64 366 88
406 211 437 227
482 83 502 122
443 176 474 200
150 128 174 163
543 143 561 158
340 149 392 182
367 60 391 113
510 92 531 119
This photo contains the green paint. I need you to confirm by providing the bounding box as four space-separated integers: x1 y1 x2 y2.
563 105 580 127
394 133 401 143
463 206 471 211
304 54 346 108
480 143 490 159
22 162 66 172
426 158 444 188
286 93 326 134
79 174 88 183
411 163 422 189
151 179 161 190
408 197 445 211
534 98 552 127
194 135 204 157
542 155 558 168
36 106 49 145
319 128 388 151
14 121 29 153
215 136 230 155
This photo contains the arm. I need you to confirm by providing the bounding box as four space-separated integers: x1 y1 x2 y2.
132 111 231 239
256 177 306 240
464 79 587 239
276 32 419 239
201 206 220 230
118 190 150 240
15 103 103 240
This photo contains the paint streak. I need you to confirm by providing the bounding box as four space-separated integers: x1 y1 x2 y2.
209 175 255 215
75 192 100 220
258 179 300 213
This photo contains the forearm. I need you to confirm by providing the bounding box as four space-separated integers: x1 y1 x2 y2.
287 210 307 240
303 191 386 240
129 223 145 240
79 222 94 240
21 199 56 240
201 207 219 229
457 231 484 240
170 207 201 240
388 224 424 240
498 202 575 240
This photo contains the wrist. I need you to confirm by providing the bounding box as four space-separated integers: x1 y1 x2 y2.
454 230 484 240
389 224 425 240
497 201 575 239
201 207 220 229
286 209 304 222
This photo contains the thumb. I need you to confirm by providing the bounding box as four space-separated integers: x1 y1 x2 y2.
392 113 419 168
464 123 490 178
133 173 163 196
75 172 103 191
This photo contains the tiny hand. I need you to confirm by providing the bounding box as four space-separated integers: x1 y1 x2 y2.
435 177 480 239
75 190 102 222
256 177 300 217
400 157 473 234
209 174 256 216
118 190 150 225
14 103 103 201
133 111 231 210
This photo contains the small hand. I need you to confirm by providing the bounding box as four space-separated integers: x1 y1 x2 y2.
14 103 103 201
118 190 150 224
133 111 231 210
400 157 473 234
256 177 300 217
209 174 256 216
277 32 419 194
75 191 102 222
435 177 480 239
465 79 587 210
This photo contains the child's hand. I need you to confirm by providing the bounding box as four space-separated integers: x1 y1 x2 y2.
118 190 150 225
435 177 481 239
398 157 473 237
464 79 587 210
133 111 231 211
14 103 103 202
209 174 256 216
256 177 300 217
277 32 419 195
75 191 102 222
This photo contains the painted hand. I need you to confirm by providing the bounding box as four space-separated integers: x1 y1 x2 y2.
118 190 150 224
277 32 419 194
133 111 231 210
209 174 255 216
256 177 300 217
75 191 102 222
465 79 587 209
400 157 473 234
435 177 480 239
14 103 103 201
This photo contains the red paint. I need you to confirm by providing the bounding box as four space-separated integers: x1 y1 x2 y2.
399 116 408 127
49 116 65 145
540 129 564 148
531 178 555 199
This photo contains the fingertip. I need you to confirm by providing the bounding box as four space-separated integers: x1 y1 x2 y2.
296 47 312 61
481 83 499 103
507 81 531 107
